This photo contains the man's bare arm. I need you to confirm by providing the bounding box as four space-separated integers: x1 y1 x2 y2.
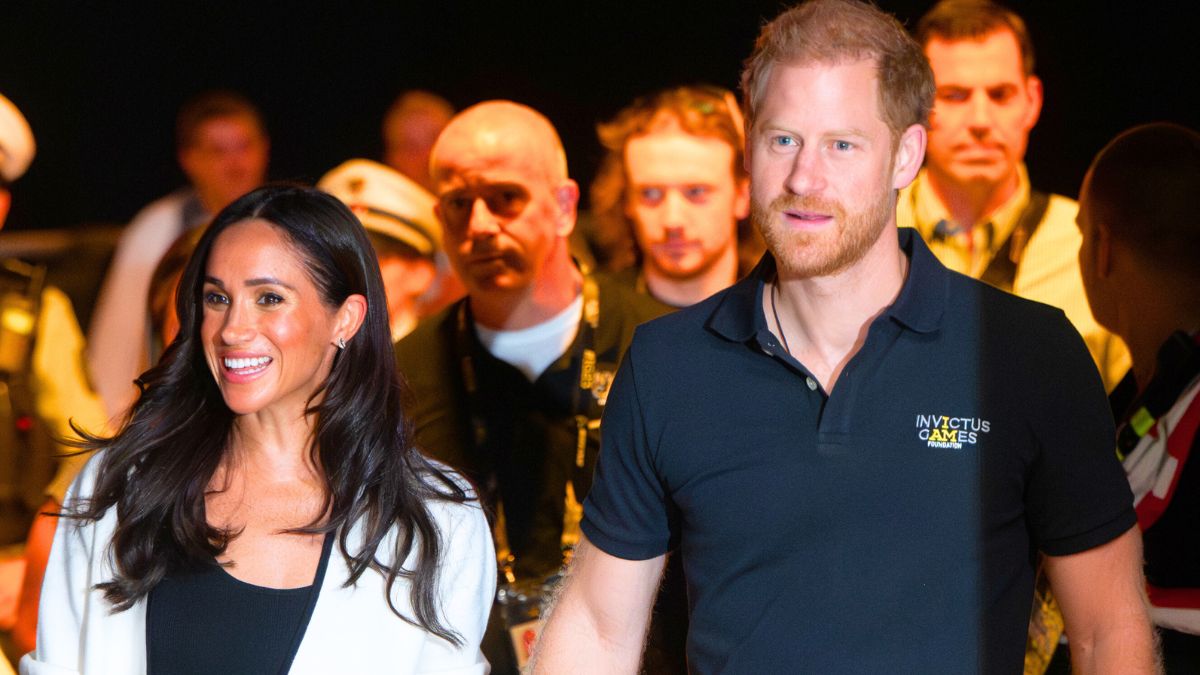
1044 526 1160 674
531 535 666 674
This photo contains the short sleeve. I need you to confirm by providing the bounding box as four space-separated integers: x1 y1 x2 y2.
580 342 673 560
1023 311 1136 556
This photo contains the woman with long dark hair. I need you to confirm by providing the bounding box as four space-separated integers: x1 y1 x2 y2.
22 186 495 674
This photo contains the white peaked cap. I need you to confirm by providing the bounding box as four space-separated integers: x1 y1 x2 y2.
0 93 36 183
318 158 441 257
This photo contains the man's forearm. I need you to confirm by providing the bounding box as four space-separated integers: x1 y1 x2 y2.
531 539 662 674
1049 528 1162 675
1068 611 1161 675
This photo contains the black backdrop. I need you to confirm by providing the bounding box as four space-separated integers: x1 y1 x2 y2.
2 1 1196 231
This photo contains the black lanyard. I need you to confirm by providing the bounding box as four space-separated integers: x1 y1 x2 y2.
454 275 602 470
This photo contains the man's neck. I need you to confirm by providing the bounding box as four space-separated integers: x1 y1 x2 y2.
470 253 583 330
768 227 908 392
644 246 738 308
1119 276 1200 393
926 168 1020 229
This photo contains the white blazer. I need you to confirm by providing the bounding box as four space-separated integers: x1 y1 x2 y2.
21 453 496 674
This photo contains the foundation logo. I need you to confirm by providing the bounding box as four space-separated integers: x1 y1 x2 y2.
916 414 991 449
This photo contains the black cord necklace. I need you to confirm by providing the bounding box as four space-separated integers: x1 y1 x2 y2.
770 278 792 356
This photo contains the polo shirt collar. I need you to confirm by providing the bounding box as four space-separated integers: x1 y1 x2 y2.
887 227 947 334
705 227 947 342
706 253 773 343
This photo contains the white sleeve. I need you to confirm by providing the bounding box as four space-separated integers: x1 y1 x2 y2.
20 463 101 675
417 499 497 675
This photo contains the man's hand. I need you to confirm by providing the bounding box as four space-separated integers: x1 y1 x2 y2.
531 536 665 674
1045 526 1160 673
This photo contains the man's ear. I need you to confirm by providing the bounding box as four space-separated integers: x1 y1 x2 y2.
334 293 368 346
1023 75 1043 131
554 179 580 238
891 123 927 191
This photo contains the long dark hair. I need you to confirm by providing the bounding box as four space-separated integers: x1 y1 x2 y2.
72 185 470 644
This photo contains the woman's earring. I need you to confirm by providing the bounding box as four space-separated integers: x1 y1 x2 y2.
337 337 347 350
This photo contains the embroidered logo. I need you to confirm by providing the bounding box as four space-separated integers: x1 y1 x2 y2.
915 414 991 449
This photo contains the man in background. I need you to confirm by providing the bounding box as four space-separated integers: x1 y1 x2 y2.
319 159 442 341
382 90 464 316
396 100 664 672
1076 122 1200 669
590 85 751 307
898 0 1127 390
0 91 107 662
87 90 269 418
382 90 454 192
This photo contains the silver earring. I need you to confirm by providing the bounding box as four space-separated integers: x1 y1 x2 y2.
337 337 346 350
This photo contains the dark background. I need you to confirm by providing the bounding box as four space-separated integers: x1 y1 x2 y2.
2 1 1196 231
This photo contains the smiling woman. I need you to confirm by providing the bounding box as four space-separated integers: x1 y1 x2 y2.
21 186 495 675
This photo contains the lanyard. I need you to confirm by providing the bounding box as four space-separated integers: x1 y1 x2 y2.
454 274 602 469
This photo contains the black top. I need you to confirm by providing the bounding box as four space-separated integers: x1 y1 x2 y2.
146 532 335 675
583 229 1136 673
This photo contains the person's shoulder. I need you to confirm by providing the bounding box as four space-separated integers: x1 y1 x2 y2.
38 284 77 316
943 267 1085 370
626 282 738 358
395 302 458 361
1032 191 1080 232
128 188 194 226
412 458 491 542
61 447 108 506
945 266 1067 323
594 272 671 323
1044 191 1078 212
418 457 478 500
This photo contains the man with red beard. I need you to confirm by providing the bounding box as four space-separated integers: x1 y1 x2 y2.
534 1 1156 672
897 0 1127 392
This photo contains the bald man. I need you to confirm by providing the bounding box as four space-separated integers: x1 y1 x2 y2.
393 101 665 671
1077 123 1200 668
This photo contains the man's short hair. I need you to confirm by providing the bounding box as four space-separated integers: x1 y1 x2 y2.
1087 122 1200 277
589 85 747 269
175 90 266 150
916 0 1035 76
740 0 934 138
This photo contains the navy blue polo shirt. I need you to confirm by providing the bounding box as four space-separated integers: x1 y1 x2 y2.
582 228 1135 673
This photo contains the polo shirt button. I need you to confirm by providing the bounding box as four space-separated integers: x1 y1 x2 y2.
806 377 817 390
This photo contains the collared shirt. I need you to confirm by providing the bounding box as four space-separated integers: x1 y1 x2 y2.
902 165 1035 278
583 229 1135 673
898 166 1130 391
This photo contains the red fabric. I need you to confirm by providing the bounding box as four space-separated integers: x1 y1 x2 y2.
1135 392 1200 531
